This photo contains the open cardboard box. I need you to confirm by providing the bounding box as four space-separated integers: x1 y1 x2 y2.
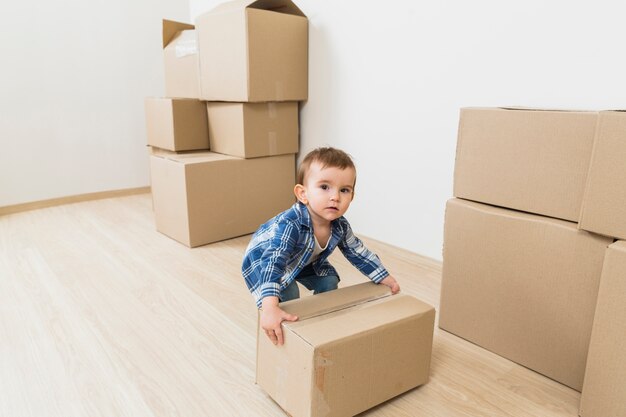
195 0 308 102
162 19 200 99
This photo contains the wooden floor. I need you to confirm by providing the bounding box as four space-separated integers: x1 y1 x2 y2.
0 193 581 417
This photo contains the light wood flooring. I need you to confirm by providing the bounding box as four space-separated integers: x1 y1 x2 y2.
0 193 581 417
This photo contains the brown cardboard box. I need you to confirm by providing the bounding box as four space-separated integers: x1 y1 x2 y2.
149 150 295 247
162 19 200 99
257 282 435 417
579 111 626 240
454 108 598 222
195 0 308 102
579 241 626 417
439 198 612 391
144 98 209 152
207 102 298 158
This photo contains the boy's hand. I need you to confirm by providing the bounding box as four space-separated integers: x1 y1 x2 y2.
380 275 400 294
260 296 298 346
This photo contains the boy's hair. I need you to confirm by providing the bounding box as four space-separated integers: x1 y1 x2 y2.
297 147 356 185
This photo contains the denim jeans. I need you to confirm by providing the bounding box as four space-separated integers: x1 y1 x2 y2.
280 263 339 303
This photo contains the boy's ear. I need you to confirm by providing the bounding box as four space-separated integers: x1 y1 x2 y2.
294 184 307 204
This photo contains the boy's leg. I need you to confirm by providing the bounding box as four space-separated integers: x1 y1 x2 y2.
301 274 339 294
296 265 339 295
280 279 300 303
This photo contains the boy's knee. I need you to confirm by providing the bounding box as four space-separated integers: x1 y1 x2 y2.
315 275 339 294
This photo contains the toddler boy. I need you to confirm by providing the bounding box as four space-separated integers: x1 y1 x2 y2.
242 147 400 345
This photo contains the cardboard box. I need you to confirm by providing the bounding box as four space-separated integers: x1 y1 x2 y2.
439 198 612 391
207 102 298 158
144 98 209 152
195 0 308 102
454 108 598 222
150 151 295 247
162 19 200 99
257 282 435 417
579 111 626 239
579 241 626 417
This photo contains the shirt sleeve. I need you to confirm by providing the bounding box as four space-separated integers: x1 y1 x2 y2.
255 219 301 305
337 220 389 283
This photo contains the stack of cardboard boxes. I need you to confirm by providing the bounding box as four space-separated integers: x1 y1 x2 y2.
440 108 626 416
145 0 308 247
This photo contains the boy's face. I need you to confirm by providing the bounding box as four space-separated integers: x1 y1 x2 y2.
295 161 356 223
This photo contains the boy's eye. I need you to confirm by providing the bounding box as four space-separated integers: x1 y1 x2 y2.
340 188 352 194
320 184 329 190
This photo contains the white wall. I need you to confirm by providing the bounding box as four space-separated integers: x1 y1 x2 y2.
3 1 626 262
0 0 190 207
191 0 626 260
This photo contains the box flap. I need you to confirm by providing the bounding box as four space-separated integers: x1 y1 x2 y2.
207 0 305 16
162 19 194 48
248 0 305 16
279 282 391 321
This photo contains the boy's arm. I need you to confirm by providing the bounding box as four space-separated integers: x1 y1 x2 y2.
380 275 400 294
337 220 401 293
253 220 301 345
260 296 297 346
253 220 301 306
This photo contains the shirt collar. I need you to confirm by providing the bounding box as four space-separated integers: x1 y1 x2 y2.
296 201 343 237
295 201 312 231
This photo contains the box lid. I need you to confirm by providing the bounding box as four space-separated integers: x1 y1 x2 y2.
162 19 194 48
288 295 434 347
280 282 435 348
207 0 305 16
279 281 391 321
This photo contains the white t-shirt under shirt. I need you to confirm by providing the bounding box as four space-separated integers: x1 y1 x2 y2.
305 235 330 266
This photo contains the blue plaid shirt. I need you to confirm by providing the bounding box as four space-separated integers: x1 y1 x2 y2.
242 202 390 307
